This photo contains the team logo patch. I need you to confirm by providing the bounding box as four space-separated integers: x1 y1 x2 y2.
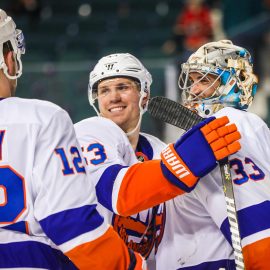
112 204 166 258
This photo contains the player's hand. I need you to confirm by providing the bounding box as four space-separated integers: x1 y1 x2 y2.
160 116 241 192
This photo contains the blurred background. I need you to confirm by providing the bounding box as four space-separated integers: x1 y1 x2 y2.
1 0 270 142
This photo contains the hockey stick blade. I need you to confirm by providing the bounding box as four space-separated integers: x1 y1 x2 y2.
148 96 203 130
148 96 245 269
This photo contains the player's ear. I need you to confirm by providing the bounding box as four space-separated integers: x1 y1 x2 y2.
4 51 16 76
141 91 149 107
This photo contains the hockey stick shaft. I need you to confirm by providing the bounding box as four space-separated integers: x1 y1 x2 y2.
148 96 245 269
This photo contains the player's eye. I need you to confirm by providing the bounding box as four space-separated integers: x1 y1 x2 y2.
98 88 110 96
188 78 194 85
116 83 131 91
200 78 211 85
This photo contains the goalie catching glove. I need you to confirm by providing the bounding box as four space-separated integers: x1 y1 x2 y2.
160 116 241 191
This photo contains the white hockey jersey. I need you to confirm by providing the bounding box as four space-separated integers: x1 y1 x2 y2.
74 116 167 260
0 97 141 270
155 107 270 270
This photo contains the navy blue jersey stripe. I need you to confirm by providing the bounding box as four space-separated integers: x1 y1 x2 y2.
221 200 270 244
40 204 104 245
220 217 232 245
4 221 27 233
96 164 128 212
238 200 270 238
0 241 77 269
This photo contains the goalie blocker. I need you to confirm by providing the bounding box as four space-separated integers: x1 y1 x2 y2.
160 116 241 191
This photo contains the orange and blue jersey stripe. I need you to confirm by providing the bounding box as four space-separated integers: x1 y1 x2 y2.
96 161 184 217
220 200 270 269
220 201 270 245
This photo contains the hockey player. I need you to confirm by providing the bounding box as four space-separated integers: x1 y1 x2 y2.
153 40 270 269
74 53 242 268
76 54 167 268
0 9 148 269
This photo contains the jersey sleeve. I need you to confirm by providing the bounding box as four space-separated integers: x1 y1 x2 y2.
32 109 143 269
75 117 184 217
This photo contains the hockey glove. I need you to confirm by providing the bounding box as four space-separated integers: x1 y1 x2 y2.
160 116 241 192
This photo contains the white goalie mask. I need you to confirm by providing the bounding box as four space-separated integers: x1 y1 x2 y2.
178 40 258 117
88 53 152 116
0 9 25 79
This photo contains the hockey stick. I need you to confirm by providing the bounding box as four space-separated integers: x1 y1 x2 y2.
148 96 245 270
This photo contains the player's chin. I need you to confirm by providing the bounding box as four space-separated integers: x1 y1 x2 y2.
105 113 126 125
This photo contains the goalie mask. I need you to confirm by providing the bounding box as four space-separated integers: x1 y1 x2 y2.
88 53 152 116
0 9 25 79
178 40 258 117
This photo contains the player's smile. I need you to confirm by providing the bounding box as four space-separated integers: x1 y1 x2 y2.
109 106 127 113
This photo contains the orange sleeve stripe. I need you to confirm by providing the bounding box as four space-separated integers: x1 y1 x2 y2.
243 237 270 269
117 160 184 216
65 226 130 269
